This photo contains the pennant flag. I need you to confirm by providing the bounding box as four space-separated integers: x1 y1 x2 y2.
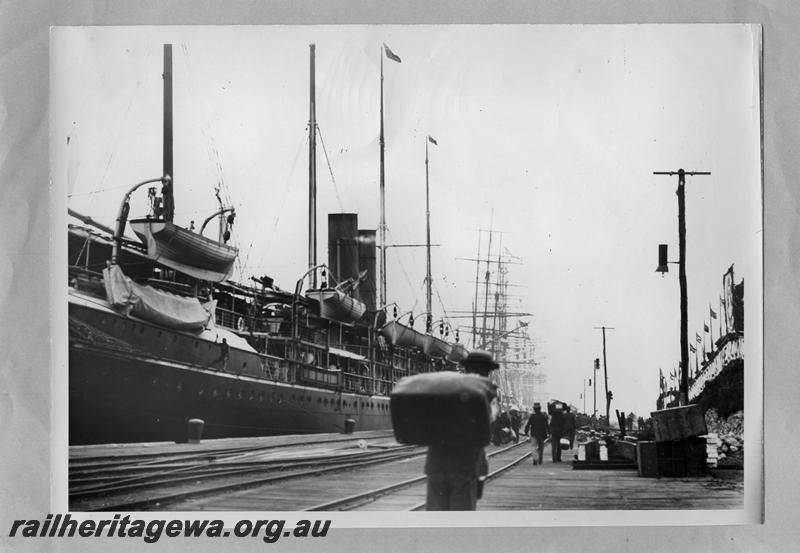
428 135 438 145
696 333 702 343
383 43 402 63
690 344 696 353
704 323 710 333
710 307 717 319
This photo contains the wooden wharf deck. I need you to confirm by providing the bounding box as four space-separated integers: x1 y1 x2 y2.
69 434 744 512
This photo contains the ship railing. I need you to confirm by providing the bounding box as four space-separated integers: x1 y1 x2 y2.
214 307 297 337
259 354 295 383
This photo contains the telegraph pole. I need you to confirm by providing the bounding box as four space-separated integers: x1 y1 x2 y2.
593 357 599 420
654 168 711 406
593 326 614 427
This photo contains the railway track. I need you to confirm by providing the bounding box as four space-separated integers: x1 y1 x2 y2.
70 434 532 512
69 431 412 511
303 440 531 511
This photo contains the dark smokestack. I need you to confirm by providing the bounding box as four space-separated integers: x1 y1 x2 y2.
358 229 377 310
327 214 359 285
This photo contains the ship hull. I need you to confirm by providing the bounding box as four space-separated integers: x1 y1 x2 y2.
68 292 391 445
69 344 391 444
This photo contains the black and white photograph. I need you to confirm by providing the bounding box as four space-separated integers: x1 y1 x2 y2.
52 24 762 525
6 0 800 550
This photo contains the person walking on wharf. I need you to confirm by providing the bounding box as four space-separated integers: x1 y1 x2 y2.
563 405 577 449
424 350 499 511
548 402 565 463
523 402 549 465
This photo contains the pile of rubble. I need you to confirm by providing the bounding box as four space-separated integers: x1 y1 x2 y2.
705 409 744 467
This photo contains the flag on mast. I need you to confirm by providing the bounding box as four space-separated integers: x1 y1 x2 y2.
428 135 438 145
710 306 717 319
383 43 402 63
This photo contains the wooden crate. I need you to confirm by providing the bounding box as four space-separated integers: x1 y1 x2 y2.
656 437 707 477
636 441 658 477
650 404 708 441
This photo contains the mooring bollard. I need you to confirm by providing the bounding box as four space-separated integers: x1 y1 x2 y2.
187 418 204 444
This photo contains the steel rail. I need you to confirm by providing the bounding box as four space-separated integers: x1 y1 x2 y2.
304 441 528 512
75 446 428 512
69 445 422 497
407 444 531 511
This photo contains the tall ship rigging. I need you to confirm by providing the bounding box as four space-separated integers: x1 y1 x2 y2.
67 43 466 445
453 229 546 411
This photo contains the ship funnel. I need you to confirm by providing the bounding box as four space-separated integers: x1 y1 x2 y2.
328 214 359 286
357 229 377 310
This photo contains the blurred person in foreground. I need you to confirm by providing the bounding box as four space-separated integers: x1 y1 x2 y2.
425 350 499 510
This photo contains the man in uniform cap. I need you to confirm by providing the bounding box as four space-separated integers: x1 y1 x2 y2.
424 350 498 510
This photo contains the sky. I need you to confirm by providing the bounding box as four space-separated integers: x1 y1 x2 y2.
53 25 762 419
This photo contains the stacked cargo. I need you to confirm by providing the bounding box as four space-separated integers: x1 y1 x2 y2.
647 404 709 477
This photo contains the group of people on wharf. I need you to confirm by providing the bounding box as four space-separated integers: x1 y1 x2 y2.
420 349 577 511
524 401 576 465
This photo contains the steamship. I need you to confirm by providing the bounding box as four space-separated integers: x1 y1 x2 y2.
68 44 466 445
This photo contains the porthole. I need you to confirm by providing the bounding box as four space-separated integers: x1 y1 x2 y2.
176 382 183 393
198 387 205 396
324 398 329 406
212 388 219 398
317 398 322 404
259 392 265 402
140 326 146 335
194 341 199 349
226 388 233 399
237 390 243 400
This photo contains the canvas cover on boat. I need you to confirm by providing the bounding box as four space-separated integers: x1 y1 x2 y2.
390 372 498 446
103 264 212 331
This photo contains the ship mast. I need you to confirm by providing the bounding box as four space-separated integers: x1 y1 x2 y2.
162 43 175 222
308 44 317 288
378 49 387 307
425 137 432 322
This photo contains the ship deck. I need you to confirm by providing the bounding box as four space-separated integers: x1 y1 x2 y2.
68 431 743 512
